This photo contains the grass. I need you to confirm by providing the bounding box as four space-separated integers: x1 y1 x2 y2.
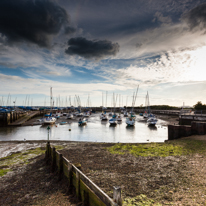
0 168 10 177
0 144 65 177
0 147 46 177
107 140 206 157
123 194 162 206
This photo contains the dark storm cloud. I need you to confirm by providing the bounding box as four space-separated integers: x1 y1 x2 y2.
0 0 71 47
183 3 206 31
64 26 76 35
65 37 120 59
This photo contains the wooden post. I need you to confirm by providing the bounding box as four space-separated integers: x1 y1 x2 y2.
113 186 122 206
83 190 89 206
68 164 73 190
52 147 56 172
45 142 50 160
76 170 81 200
58 153 63 180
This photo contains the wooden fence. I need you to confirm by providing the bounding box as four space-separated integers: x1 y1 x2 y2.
45 142 122 206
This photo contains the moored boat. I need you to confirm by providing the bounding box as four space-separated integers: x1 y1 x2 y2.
147 116 158 126
101 114 108 121
41 117 56 125
116 115 122 121
67 113 73 119
109 117 117 125
126 116 135 126
123 111 128 117
126 86 139 127
78 117 87 126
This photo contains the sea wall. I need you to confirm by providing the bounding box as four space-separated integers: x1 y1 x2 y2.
179 115 206 125
168 121 206 140
45 143 122 206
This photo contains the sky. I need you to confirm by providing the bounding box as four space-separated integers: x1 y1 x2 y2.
1 0 206 107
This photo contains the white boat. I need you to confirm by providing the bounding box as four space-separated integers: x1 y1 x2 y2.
109 117 117 125
143 112 148 118
41 117 56 125
123 111 128 117
84 111 90 118
76 112 83 117
126 86 139 127
147 116 158 125
116 115 122 121
126 116 135 126
101 114 108 121
144 92 155 121
100 113 104 119
108 112 113 116
67 113 73 119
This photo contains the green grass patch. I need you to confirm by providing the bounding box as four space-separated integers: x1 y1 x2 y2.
0 147 46 174
107 140 206 157
53 145 64 151
0 168 10 177
123 194 162 206
0 147 45 167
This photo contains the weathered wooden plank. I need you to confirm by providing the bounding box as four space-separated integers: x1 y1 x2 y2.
72 165 118 206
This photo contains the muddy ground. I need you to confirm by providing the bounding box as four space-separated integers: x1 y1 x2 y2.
0 138 206 206
0 115 205 205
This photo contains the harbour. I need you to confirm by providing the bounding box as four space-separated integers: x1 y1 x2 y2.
0 112 168 142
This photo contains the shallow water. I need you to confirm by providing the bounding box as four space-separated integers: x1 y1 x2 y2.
0 113 168 143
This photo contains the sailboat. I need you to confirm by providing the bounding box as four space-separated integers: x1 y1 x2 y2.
78 117 87 126
145 92 158 126
100 91 108 121
124 96 128 117
116 114 122 122
143 93 149 118
126 86 139 126
109 93 118 125
67 113 73 119
41 87 56 125
117 94 122 121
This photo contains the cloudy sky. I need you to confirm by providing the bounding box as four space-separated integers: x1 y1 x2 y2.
1 0 206 107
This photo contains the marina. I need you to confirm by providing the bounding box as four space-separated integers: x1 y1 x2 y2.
0 112 168 142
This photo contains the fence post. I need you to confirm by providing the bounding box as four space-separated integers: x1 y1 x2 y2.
113 186 122 206
45 142 50 161
76 170 81 200
58 153 63 180
52 147 56 172
68 164 73 189
83 190 89 206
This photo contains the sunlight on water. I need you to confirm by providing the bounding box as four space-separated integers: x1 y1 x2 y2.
0 114 168 143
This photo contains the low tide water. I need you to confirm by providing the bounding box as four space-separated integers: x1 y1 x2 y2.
0 113 168 143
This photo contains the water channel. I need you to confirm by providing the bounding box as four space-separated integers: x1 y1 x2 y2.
0 113 168 143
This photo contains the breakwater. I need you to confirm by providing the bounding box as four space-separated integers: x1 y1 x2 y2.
45 142 122 206
168 121 206 140
0 111 24 126
0 111 45 126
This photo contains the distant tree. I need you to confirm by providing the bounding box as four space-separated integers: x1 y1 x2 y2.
193 101 206 110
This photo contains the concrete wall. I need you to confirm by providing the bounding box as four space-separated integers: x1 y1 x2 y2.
168 121 206 140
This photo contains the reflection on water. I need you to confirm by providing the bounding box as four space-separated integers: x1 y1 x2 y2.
0 113 168 143
109 124 117 128
148 125 157 130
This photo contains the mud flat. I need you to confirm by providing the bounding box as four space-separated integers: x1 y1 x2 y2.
0 138 205 205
